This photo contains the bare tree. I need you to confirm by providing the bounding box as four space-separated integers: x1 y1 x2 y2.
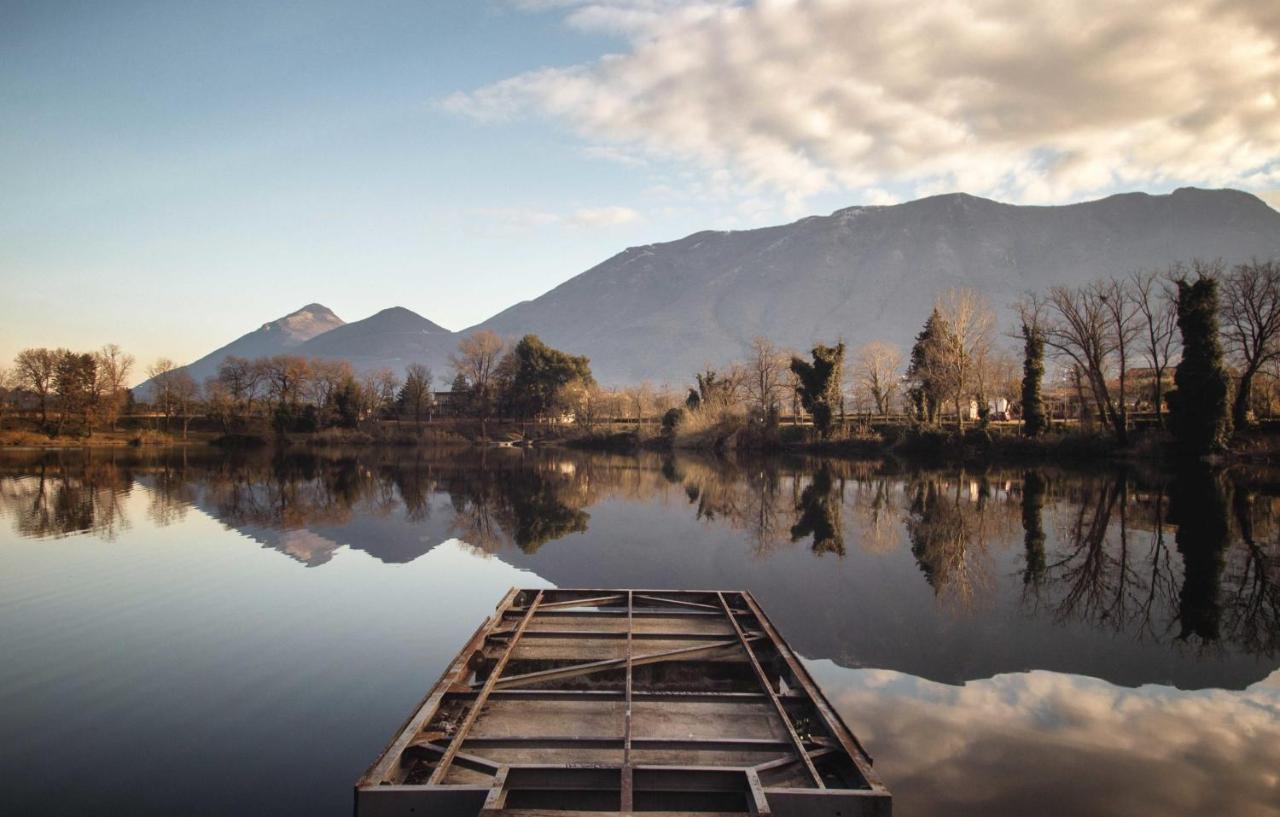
933 289 996 428
95 344 134 431
451 330 506 416
363 368 401 420
1219 259 1280 428
0 365 13 428
217 356 263 417
168 371 200 439
1130 269 1179 425
744 336 788 414
147 358 178 430
309 358 354 424
855 341 903 415
261 355 310 409
1098 276 1141 440
1033 281 1132 443
14 347 60 424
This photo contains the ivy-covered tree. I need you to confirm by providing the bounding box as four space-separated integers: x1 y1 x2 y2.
1020 320 1047 436
504 335 594 420
1168 276 1232 454
906 310 947 423
790 342 844 439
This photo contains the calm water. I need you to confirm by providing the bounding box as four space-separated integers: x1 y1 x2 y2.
1 448 1278 817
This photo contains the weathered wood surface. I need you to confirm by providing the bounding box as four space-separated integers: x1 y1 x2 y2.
355 588 891 816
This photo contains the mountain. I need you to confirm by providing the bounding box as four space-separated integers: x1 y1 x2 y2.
154 188 1280 389
297 306 452 376
471 187 1280 384
138 303 344 393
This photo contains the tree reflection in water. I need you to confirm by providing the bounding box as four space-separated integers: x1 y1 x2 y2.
1 449 1277 657
790 465 844 556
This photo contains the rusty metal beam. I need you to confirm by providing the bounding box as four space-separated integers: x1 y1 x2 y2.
741 592 889 794
622 589 635 811
428 590 545 785
358 587 520 786
716 591 824 790
483 636 759 690
634 593 721 611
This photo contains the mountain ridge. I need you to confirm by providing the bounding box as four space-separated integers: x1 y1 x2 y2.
146 187 1280 390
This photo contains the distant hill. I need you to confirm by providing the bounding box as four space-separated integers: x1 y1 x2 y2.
297 306 453 377
148 188 1280 390
471 187 1280 384
137 303 344 394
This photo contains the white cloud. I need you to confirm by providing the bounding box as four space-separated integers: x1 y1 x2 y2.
454 0 1280 206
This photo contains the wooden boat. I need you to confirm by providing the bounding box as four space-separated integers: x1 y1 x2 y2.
355 588 891 816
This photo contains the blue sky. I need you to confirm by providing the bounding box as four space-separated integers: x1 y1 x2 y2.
3 0 1278 370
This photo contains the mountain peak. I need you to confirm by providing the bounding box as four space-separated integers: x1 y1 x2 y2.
260 303 345 346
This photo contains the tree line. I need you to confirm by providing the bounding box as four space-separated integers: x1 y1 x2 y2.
4 257 1275 451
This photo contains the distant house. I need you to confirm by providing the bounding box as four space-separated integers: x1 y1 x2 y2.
965 397 1010 421
432 391 464 416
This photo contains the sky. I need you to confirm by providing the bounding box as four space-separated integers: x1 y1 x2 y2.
3 0 1279 370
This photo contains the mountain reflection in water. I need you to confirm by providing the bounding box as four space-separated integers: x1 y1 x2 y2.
1 447 1278 817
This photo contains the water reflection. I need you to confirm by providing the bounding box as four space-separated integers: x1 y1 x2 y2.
2 449 1278 679
3 448 1279 817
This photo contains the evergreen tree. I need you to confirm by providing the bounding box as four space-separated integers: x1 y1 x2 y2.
906 310 946 423
1020 321 1047 436
790 343 844 439
1168 277 1232 454
504 335 594 419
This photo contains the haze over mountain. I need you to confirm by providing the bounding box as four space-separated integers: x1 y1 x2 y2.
153 188 1280 390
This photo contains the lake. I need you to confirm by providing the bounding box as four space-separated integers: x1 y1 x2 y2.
1 447 1277 816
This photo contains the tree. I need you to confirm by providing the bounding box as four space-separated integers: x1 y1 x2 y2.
53 351 97 436
906 310 948 423
398 364 434 427
0 365 13 429
94 344 134 431
217 355 263 418
262 355 310 409
451 330 506 418
790 342 844 439
1032 281 1131 444
933 289 996 429
1168 274 1232 454
147 358 179 430
310 358 355 426
14 348 59 425
1130 269 1179 425
1020 318 1047 436
856 341 903 415
503 335 593 420
1097 276 1140 442
745 337 788 414
1219 259 1280 428
363 368 401 419
168 371 200 439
